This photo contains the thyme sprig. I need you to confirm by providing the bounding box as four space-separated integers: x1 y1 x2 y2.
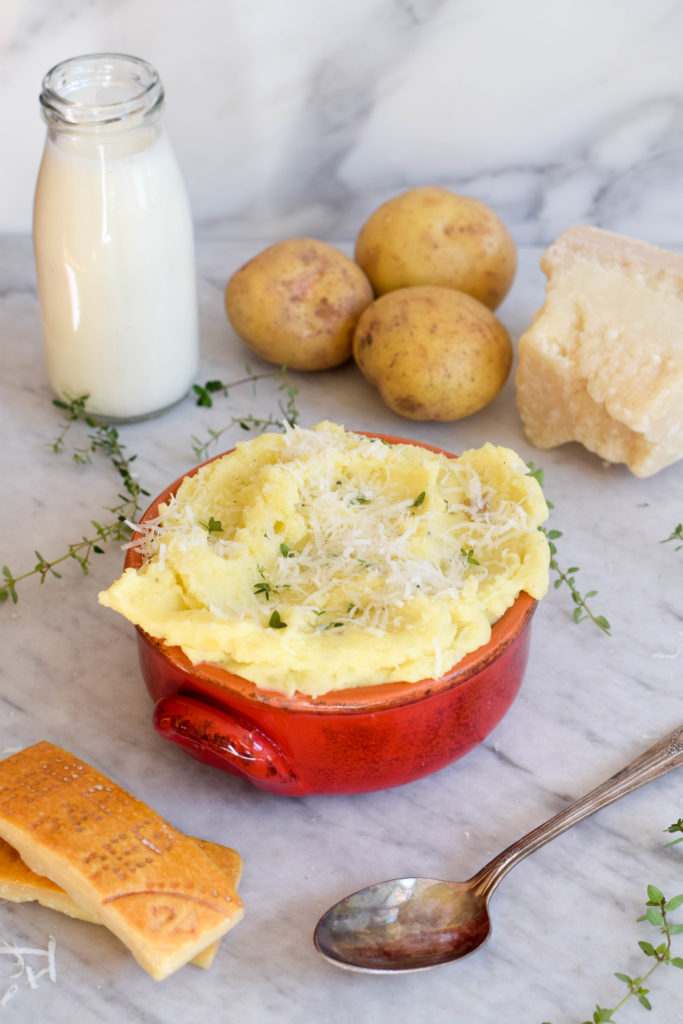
1 396 147 605
50 398 146 509
665 819 683 847
49 393 89 452
543 824 683 1023
661 524 683 551
2 367 302 606
253 564 290 601
527 463 611 635
545 528 611 634
190 365 299 460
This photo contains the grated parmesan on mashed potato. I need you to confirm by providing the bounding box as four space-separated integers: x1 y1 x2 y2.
98 422 550 696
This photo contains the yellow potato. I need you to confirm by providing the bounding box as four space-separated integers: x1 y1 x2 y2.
225 238 373 371
354 187 516 310
352 285 512 421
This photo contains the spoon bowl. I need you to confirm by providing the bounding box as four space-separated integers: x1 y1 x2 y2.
314 723 683 973
315 877 491 972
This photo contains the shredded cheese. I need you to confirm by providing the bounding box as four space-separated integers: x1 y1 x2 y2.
102 422 550 696
0 934 56 1005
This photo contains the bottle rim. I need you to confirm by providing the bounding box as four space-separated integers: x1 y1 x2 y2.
39 53 164 128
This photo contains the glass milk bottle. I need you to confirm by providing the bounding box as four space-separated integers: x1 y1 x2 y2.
33 54 199 421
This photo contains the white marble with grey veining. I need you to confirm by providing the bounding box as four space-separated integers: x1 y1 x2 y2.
2 0 683 247
1 0 683 1017
0 233 682 1023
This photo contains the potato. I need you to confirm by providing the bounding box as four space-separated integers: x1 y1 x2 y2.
225 238 373 371
354 187 516 310
352 285 512 421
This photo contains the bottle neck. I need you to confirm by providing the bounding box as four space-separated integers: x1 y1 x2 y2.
40 53 165 136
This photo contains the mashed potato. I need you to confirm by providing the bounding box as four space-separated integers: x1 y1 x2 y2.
99 422 549 696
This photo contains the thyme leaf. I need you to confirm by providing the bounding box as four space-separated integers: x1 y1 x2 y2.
253 564 290 602
527 462 610 635
460 547 480 566
661 523 683 551
542 822 683 1023
3 367 301 606
1 396 145 604
190 365 299 460
665 819 683 847
253 565 272 600
200 516 223 533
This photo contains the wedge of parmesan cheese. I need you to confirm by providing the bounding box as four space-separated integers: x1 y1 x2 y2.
515 225 683 477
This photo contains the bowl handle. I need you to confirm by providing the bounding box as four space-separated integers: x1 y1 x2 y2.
153 694 301 795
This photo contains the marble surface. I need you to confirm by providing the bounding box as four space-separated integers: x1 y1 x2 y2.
2 0 683 246
0 233 682 1022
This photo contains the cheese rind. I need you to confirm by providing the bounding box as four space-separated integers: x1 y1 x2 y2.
515 225 683 477
0 835 242 970
0 742 244 980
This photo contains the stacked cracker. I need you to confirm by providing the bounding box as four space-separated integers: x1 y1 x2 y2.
0 742 244 980
515 225 683 477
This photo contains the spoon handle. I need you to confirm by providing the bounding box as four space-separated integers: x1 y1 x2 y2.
473 722 683 895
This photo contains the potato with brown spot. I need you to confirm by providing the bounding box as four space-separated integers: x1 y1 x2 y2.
352 285 512 421
225 238 374 370
354 187 516 310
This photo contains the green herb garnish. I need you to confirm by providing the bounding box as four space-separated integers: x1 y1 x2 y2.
1 367 301 606
661 524 683 551
254 564 290 602
1 395 147 605
665 819 683 847
190 366 299 460
527 462 610 635
460 547 480 566
542 824 683 1023
253 565 273 600
201 516 223 533
545 527 611 633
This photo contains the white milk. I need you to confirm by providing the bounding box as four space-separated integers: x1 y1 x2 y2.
33 55 199 421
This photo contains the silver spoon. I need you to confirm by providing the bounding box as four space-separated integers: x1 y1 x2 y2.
314 723 683 973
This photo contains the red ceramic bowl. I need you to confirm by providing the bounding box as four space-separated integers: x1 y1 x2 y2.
125 434 538 796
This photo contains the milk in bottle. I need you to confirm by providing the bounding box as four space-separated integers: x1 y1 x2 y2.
33 54 199 421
